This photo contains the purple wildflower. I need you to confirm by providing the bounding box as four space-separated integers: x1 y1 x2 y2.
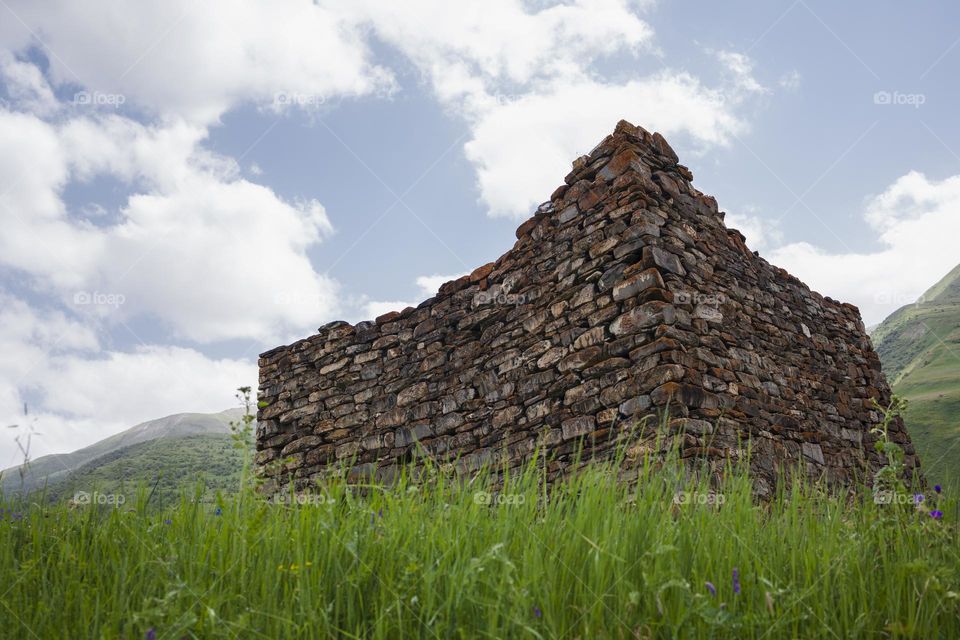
705 581 717 597
732 568 741 595
163 519 172 525
532 606 542 618
913 494 925 505
930 510 944 521
145 629 157 640
935 485 942 494
214 506 222 516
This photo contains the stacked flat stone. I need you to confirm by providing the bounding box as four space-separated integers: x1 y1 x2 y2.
256 120 919 497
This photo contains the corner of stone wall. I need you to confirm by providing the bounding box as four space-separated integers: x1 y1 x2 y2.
255 118 920 498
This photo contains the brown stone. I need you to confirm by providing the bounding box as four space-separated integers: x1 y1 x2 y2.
375 311 401 324
610 302 676 336
561 416 595 440
470 262 495 283
613 268 665 302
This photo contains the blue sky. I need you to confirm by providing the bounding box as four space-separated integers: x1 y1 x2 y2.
1 0 959 464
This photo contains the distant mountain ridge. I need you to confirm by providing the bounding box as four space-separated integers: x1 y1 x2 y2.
873 263 960 487
873 263 960 383
1 409 243 496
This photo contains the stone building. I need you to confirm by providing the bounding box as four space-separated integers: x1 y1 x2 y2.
256 120 919 496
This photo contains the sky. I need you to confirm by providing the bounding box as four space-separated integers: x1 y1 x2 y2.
1 0 959 466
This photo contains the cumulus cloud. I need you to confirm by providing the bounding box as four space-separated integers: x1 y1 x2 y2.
0 0 393 124
464 73 742 216
346 1 761 218
0 50 58 116
768 171 960 324
0 110 339 343
347 0 654 111
0 109 100 291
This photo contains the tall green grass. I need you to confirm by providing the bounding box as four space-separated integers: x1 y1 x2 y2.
1 448 958 639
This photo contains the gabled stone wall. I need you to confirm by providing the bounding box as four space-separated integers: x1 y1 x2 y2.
256 120 919 496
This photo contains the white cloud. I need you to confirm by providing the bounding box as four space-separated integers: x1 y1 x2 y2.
0 50 58 116
464 73 743 216
0 0 394 124
716 50 767 95
725 208 783 251
347 1 760 218
768 171 960 324
0 110 340 343
37 346 254 429
0 109 103 291
348 0 654 113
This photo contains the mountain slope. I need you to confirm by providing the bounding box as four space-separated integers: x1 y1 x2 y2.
1 409 243 496
46 434 244 506
874 264 960 487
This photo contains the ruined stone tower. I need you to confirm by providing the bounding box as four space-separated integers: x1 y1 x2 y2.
256 120 919 496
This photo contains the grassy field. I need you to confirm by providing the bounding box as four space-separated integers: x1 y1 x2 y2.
1 451 958 639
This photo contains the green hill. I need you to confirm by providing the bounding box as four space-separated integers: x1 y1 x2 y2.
1 409 248 501
46 434 245 507
873 263 960 487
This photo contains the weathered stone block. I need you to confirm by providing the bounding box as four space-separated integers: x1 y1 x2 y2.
561 416 596 440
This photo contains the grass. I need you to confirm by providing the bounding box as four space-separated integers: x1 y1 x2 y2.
2 448 959 639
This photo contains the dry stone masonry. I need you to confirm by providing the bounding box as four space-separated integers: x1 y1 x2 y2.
256 120 919 497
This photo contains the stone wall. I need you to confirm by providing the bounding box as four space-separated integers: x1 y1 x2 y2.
256 120 919 496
